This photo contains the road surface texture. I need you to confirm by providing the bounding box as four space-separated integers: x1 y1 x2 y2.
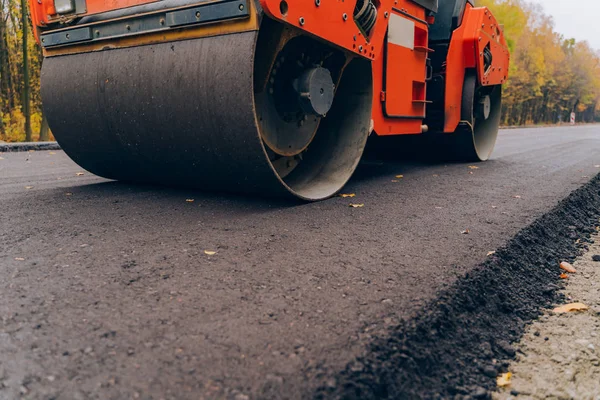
1 125 600 399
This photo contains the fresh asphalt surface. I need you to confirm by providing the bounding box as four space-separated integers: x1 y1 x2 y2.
1 126 600 399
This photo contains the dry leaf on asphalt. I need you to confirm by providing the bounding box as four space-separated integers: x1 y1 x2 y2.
25 186 33 189
461 229 470 235
487 251 496 257
186 199 195 203
204 250 217 256
395 175 404 179
497 372 512 387
391 180 399 183
76 172 85 176
49 152 56 155
65 192 73 196
553 303 589 314
349 204 364 208
468 166 479 170
14 257 25 261
559 261 577 273
513 195 522 199
560 273 569 279
339 194 356 198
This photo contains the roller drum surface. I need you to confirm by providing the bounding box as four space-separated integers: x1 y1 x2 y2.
41 29 372 201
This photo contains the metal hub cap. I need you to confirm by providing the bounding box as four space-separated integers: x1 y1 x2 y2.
294 67 335 117
478 95 492 120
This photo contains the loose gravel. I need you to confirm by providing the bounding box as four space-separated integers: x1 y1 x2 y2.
494 238 600 400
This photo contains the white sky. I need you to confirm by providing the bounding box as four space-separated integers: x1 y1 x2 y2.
528 0 600 50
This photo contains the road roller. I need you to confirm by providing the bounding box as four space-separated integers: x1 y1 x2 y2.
30 0 510 200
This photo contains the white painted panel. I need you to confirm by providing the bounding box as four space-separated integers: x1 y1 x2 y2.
387 14 415 50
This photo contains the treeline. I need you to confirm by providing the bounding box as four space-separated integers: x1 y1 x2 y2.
480 0 600 125
0 1 599 142
0 0 47 142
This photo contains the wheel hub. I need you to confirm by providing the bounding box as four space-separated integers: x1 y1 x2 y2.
293 67 335 117
477 94 492 120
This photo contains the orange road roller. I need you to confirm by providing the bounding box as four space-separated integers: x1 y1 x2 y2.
30 0 510 200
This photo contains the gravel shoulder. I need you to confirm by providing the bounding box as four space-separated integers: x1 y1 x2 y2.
494 238 600 400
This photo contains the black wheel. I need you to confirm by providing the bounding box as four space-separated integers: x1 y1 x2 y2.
449 70 503 161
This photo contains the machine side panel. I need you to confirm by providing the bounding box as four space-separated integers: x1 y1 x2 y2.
371 1 429 136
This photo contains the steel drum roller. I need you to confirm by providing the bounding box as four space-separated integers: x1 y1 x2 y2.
41 22 373 200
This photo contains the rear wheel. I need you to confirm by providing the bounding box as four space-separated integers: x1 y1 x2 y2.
448 70 502 161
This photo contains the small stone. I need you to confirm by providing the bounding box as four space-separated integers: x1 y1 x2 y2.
496 340 516 357
481 365 497 378
381 299 393 305
84 347 93 354
592 255 600 262
588 344 596 352
471 386 488 399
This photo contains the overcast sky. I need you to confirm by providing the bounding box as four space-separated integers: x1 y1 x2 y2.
528 0 600 50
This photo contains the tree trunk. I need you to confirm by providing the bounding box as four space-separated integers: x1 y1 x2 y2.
39 111 49 141
21 0 31 141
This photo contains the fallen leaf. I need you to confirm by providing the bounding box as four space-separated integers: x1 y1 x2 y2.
49 152 56 155
560 261 577 273
395 175 404 179
349 204 364 208
497 372 512 387
391 180 399 183
204 250 217 256
339 193 356 198
25 186 33 189
487 251 496 257
468 166 479 170
14 257 25 261
186 199 195 203
76 172 85 176
491 205 498 209
432 174 439 177
65 192 73 196
469 171 474 175
560 273 569 279
513 195 522 199
461 229 470 235
553 303 588 314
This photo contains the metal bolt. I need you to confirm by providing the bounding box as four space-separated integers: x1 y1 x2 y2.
315 0 320 6
126 24 131 31
384 11 389 18
342 13 347 21
358 45 363 52
239 3 244 11
95 30 100 36
159 18 165 25
65 33 70 39
299 17 305 25
195 11 201 19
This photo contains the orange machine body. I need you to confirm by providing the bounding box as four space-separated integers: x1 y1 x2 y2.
29 0 509 137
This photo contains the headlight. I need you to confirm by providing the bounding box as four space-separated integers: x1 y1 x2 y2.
54 0 75 14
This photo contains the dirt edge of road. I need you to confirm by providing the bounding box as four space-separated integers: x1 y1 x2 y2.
308 174 600 400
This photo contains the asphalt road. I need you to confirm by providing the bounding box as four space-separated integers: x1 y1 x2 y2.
1 126 600 399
